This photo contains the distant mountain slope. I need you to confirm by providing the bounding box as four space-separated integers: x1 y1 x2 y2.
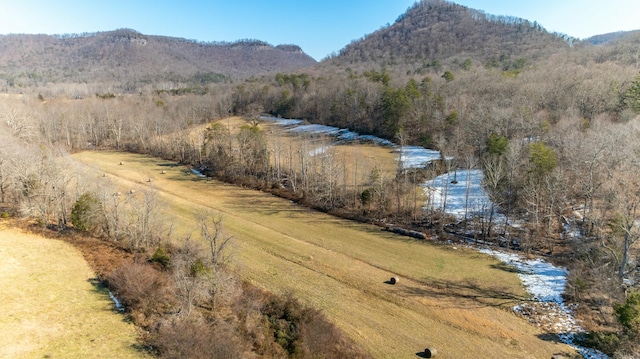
0 28 316 87
586 30 640 45
581 30 640 66
332 0 572 65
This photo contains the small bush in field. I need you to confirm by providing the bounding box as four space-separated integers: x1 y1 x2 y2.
150 247 171 268
71 192 103 233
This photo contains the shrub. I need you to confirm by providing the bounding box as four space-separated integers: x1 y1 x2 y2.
189 258 209 277
106 262 176 325
442 70 454 82
576 331 621 356
261 291 372 359
486 132 508 156
150 247 171 269
149 318 245 359
528 142 557 176
71 192 104 233
615 291 640 333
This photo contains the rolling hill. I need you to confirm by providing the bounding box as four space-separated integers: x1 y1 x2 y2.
0 28 316 89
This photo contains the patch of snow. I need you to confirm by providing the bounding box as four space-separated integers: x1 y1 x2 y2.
109 291 125 312
563 221 582 240
423 169 504 222
309 145 330 157
261 116 396 147
190 168 206 177
479 248 608 359
397 146 442 168
288 124 343 135
259 115 303 126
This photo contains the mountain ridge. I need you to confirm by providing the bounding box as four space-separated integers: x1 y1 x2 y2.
0 28 316 90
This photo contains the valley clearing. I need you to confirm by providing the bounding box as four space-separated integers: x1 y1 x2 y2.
0 224 146 358
72 150 578 358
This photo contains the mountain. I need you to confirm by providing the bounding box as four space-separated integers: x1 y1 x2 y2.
586 30 640 45
0 28 316 89
331 0 573 66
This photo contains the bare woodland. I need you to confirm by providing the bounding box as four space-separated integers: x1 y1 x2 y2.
1 0 640 356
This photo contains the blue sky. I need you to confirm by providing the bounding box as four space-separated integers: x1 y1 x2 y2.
0 1 637 61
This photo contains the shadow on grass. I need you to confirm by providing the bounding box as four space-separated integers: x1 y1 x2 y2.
131 342 153 356
88 277 127 316
88 279 151 354
537 333 561 343
490 261 520 273
400 278 526 309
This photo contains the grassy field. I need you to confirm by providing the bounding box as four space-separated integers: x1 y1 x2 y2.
189 116 405 187
72 150 577 358
0 223 146 359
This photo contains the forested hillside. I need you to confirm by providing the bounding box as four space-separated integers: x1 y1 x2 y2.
586 30 640 45
333 0 573 65
0 28 316 93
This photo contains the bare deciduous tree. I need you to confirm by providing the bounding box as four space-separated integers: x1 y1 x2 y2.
199 212 234 268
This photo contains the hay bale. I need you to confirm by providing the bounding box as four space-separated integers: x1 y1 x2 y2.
424 347 437 358
161 170 166 174
146 178 153 182
129 190 135 194
119 161 124 165
389 277 398 285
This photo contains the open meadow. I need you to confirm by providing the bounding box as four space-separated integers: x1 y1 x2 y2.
72 150 577 358
0 224 146 359
182 116 404 187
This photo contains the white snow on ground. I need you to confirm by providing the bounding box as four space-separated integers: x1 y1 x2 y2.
260 116 396 147
423 169 504 222
397 146 442 168
259 116 302 127
308 144 330 156
288 124 343 135
190 168 206 177
479 248 608 359
109 291 125 312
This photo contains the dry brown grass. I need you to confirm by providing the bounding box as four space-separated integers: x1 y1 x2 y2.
0 222 147 359
260 120 402 187
72 150 578 358
187 117 404 188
